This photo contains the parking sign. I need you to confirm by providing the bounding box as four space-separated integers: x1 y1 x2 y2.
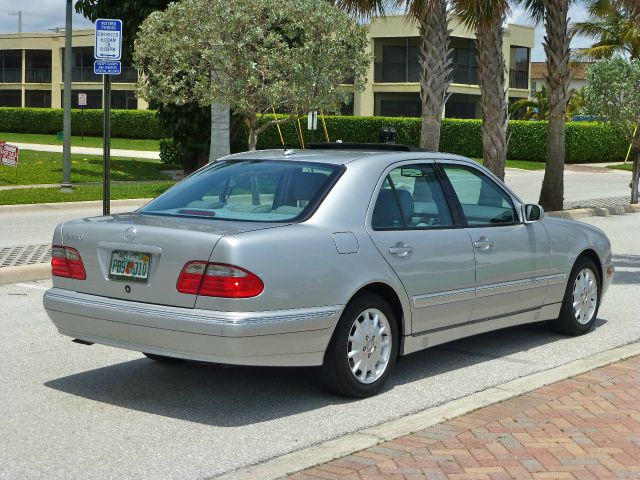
78 93 87 106
95 19 122 60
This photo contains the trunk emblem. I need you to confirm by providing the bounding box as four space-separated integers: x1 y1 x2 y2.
125 285 131 293
123 227 137 243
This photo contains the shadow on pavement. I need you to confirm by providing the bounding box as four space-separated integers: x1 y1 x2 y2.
44 319 607 427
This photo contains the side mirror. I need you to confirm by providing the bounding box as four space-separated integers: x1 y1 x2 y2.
523 204 544 223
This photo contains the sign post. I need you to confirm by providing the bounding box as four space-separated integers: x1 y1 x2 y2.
307 111 318 144
94 18 122 216
78 93 87 140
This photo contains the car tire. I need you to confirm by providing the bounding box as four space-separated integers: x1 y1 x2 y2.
142 352 185 363
550 256 601 336
322 293 398 398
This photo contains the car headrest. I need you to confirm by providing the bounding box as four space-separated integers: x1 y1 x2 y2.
294 172 328 201
372 189 413 227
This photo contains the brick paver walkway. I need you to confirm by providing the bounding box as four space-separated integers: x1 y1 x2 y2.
290 356 640 479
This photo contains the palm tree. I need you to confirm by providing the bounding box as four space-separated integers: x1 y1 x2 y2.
510 86 550 120
337 0 452 151
514 0 573 211
451 0 510 180
571 0 640 60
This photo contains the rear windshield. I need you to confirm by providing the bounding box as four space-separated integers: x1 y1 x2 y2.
140 160 342 222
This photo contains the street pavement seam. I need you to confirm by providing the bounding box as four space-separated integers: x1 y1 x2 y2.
214 341 640 480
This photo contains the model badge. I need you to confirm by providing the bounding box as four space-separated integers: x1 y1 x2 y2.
123 227 136 243
125 285 131 293
64 233 83 241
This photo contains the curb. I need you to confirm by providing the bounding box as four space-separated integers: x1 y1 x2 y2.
0 264 50 285
215 342 640 480
548 204 640 219
0 198 152 214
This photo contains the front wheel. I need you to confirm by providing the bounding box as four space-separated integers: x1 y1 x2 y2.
551 256 601 335
322 293 398 398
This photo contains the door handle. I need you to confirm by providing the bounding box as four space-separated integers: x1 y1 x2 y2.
473 237 494 250
389 242 413 257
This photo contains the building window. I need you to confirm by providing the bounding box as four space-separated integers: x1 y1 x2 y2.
445 93 479 119
0 50 22 83
340 93 354 115
112 90 138 109
451 38 478 86
25 50 52 83
509 46 530 89
374 38 420 83
0 90 21 106
374 92 420 117
25 90 51 108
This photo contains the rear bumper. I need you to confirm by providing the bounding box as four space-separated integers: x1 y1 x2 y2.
43 288 341 367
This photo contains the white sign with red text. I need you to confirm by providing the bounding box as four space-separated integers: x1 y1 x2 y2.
0 142 19 167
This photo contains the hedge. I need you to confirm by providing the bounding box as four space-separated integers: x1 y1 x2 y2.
0 107 163 139
230 115 629 163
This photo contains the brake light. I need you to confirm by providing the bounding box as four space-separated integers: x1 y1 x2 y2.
51 245 87 280
177 262 264 298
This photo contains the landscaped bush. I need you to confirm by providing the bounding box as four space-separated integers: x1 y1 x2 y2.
159 138 183 165
243 114 629 163
0 107 163 139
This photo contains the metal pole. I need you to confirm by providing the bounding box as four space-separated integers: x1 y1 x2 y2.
61 0 72 190
103 74 111 215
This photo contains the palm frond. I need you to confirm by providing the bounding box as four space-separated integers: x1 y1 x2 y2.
511 0 545 24
450 0 509 31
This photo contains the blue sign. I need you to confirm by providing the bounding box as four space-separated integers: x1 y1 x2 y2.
95 19 123 60
94 60 122 75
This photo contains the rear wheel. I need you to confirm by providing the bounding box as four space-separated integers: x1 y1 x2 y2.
322 293 398 398
142 352 185 363
551 256 601 335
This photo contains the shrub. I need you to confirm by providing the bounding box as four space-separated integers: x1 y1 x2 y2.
159 138 183 165
0 107 163 139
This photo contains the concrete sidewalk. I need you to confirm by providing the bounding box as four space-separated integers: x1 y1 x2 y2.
289 354 640 480
13 142 160 160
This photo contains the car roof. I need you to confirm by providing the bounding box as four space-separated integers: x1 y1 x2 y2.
221 148 476 167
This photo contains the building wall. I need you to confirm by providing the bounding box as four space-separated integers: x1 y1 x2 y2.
0 29 147 110
353 16 535 119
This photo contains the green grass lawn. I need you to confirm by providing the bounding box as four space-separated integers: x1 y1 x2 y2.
608 163 632 171
0 181 176 205
0 132 161 151
0 150 175 186
472 158 546 171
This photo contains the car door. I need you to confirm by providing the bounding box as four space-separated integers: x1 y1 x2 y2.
366 162 476 334
439 162 550 321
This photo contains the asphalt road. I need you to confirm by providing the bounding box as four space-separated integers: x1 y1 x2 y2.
0 167 632 248
0 213 638 479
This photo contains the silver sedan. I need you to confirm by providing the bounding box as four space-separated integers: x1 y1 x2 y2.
44 145 614 397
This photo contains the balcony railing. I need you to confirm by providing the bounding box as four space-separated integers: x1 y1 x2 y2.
0 68 21 83
69 66 138 83
509 69 529 89
452 65 479 86
26 68 52 83
374 62 420 83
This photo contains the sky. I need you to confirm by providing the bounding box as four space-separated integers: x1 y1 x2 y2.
0 0 594 62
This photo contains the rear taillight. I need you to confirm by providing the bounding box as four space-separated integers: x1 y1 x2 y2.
177 262 264 298
51 245 87 280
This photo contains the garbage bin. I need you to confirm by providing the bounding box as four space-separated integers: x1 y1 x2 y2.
379 126 397 144
56 131 64 141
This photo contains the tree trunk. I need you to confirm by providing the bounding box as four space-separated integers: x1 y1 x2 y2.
476 20 507 181
632 146 640 204
539 0 572 211
208 103 230 162
417 0 452 152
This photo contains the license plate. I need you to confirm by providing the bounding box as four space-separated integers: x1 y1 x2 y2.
109 250 151 282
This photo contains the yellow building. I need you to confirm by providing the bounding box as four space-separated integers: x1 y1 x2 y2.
348 16 535 119
0 29 146 110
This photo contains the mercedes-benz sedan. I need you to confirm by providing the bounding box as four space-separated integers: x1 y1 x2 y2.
44 144 614 397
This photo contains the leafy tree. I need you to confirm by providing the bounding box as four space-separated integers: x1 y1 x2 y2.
514 0 574 211
571 0 640 60
451 0 510 180
583 58 640 203
134 0 370 150
337 0 453 152
510 85 584 120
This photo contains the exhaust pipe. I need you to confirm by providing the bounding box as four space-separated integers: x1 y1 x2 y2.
72 338 94 346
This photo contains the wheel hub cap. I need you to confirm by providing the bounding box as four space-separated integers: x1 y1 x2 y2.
347 308 392 384
572 267 598 325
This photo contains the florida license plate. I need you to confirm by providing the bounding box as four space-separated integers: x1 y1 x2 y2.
109 250 150 282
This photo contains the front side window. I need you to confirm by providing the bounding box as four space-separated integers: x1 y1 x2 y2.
372 164 453 230
442 164 518 226
140 160 341 222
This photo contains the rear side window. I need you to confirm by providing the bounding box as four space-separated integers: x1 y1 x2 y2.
442 164 517 226
140 160 341 222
